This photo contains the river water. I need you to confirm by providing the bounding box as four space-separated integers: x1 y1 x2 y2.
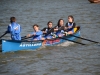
0 0 100 75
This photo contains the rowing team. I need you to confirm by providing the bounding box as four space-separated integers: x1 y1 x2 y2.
6 15 77 41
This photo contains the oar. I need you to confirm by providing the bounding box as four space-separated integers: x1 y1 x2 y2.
21 36 27 39
21 26 57 40
21 36 86 45
21 36 31 40
0 32 7 39
0 31 8 44
44 26 57 36
21 26 66 40
70 35 99 43
21 34 86 45
59 37 86 45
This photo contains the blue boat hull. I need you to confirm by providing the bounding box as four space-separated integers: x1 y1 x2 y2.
1 26 80 53
2 40 42 53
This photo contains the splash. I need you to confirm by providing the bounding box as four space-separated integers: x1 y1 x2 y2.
57 41 75 47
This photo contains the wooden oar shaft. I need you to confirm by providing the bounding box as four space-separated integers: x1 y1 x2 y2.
71 35 99 43
60 37 86 45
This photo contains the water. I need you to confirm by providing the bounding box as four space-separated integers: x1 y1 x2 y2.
0 0 100 75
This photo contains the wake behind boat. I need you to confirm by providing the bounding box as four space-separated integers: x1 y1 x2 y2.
1 26 80 53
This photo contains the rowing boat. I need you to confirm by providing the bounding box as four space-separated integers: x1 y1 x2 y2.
1 26 80 53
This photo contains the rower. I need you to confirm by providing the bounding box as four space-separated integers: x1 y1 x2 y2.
6 17 21 40
54 19 65 37
26 24 45 41
41 21 54 39
64 15 76 35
